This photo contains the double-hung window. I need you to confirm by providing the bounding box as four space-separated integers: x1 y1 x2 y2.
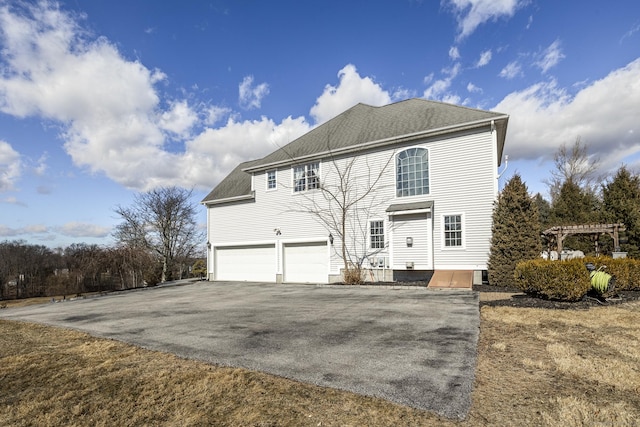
266 170 277 190
370 220 385 249
293 162 319 192
443 214 463 247
396 147 429 197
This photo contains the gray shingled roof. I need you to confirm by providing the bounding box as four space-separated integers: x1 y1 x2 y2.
201 159 259 205
202 98 508 204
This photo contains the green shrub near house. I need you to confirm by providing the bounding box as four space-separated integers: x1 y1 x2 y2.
514 257 640 302
514 259 590 301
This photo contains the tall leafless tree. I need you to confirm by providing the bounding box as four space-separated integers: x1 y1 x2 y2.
545 137 601 203
114 187 204 282
295 151 394 284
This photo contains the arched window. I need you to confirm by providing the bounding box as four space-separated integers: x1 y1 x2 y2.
396 147 429 197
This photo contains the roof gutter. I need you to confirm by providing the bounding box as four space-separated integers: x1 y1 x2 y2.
201 191 255 206
243 115 509 173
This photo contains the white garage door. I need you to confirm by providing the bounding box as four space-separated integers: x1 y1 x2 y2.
283 242 328 283
215 245 276 282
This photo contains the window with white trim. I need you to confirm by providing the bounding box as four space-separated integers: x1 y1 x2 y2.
396 147 429 197
443 214 463 247
293 162 319 192
267 170 277 190
370 220 385 249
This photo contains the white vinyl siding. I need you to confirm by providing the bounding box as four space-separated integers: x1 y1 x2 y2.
207 125 498 276
429 130 495 269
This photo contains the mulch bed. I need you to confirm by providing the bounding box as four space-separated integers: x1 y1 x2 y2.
474 284 640 310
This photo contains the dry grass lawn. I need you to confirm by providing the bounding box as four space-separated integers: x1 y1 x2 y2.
1 299 639 426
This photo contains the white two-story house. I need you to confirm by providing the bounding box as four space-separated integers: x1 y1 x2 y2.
202 98 508 284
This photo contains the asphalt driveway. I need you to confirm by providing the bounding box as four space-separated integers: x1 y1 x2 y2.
0 281 479 419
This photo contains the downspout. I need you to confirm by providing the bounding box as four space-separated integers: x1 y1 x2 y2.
206 208 212 281
492 120 508 196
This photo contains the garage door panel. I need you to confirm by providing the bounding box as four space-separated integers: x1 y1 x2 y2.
283 242 328 283
216 245 275 282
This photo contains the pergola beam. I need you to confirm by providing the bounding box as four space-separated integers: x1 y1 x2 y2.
542 223 626 253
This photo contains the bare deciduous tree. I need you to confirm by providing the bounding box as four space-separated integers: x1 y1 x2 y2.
295 152 394 284
545 137 601 202
114 187 204 282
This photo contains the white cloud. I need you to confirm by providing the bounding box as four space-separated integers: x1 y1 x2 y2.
475 49 492 67
446 0 527 40
0 223 48 237
499 61 523 79
423 72 435 85
0 140 21 191
0 220 108 239
449 46 461 60
0 2 412 196
423 63 461 100
204 105 232 125
184 116 311 188
1 196 27 207
620 21 640 44
238 75 269 110
442 94 463 105
58 222 111 238
467 82 482 93
0 2 302 192
534 39 565 73
158 100 198 137
310 64 391 124
495 58 640 174
34 153 48 176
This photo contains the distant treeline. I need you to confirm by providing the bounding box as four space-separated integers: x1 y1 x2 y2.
0 240 205 300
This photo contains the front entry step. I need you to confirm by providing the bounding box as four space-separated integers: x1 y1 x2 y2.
428 270 473 289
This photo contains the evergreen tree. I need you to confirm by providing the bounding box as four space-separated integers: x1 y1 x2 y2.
534 192 552 249
548 180 601 254
602 166 640 257
488 174 542 287
534 193 551 226
549 180 600 226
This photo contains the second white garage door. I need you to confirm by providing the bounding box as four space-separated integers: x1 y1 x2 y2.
283 242 329 283
215 244 276 282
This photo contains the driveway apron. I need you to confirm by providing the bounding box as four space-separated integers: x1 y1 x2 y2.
0 281 479 419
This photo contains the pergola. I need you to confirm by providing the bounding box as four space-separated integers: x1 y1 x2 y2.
542 223 626 255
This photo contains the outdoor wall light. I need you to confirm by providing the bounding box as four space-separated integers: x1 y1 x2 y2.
329 233 334 244
406 237 413 247
207 242 211 249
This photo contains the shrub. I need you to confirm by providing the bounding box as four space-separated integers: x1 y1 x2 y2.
343 265 364 285
581 256 640 291
514 259 591 301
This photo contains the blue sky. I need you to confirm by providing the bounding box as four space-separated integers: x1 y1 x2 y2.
1 0 639 248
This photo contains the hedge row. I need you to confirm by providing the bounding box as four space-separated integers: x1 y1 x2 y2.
514 257 640 301
514 259 590 301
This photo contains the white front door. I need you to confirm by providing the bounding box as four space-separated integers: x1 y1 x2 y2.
391 213 433 270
